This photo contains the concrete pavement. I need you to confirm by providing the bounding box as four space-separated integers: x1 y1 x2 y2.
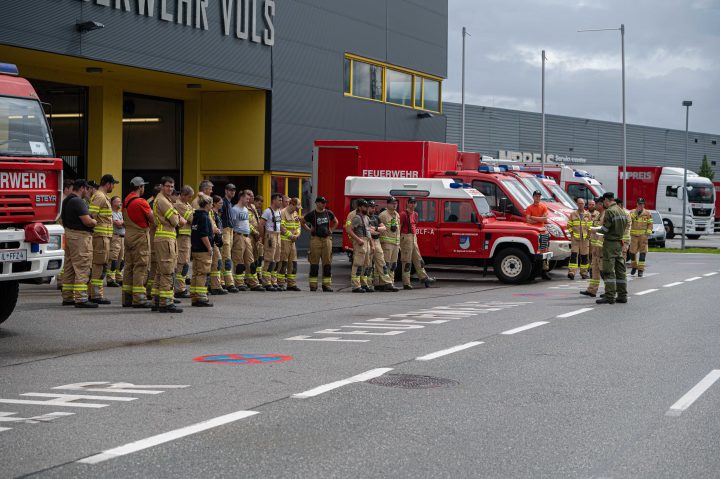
1 253 719 478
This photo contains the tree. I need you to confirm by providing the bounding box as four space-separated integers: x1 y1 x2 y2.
698 154 715 181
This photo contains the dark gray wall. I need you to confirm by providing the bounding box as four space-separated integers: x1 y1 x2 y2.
445 102 720 178
0 0 273 89
270 0 448 172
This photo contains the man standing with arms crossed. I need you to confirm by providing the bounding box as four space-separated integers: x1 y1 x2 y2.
251 195 265 283
260 193 285 291
152 176 186 313
347 199 372 293
106 196 124 288
580 197 605 298
629 198 653 277
526 190 553 281
379 197 401 291
230 190 265 292
278 197 302 291
121 177 154 308
567 197 592 280
399 198 435 289
593 192 628 304
368 201 397 292
302 196 338 292
88 174 118 304
174 186 194 298
220 184 238 292
60 179 97 308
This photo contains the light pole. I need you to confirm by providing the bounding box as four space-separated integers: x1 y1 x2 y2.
541 50 546 175
461 27 471 152
578 24 626 198
681 100 692 250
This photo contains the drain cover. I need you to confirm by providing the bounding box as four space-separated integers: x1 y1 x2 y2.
367 374 459 389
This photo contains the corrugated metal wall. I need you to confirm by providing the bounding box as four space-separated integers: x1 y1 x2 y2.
446 102 720 177
270 0 448 172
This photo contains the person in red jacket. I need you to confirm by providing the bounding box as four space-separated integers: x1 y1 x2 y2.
399 197 436 290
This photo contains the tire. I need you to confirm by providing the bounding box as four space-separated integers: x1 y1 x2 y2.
687 235 700 240
664 220 675 239
0 281 19 326
493 247 532 284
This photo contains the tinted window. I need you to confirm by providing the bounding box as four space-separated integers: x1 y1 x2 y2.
444 201 476 223
415 199 436 222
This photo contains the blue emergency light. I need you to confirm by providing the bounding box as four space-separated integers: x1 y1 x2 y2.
479 165 501 173
574 170 592 178
0 63 20 76
500 164 521 171
449 182 463 189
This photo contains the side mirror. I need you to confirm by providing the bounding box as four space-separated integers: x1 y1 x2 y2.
499 197 509 213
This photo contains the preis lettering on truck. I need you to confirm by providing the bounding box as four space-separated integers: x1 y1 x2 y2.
0 62 65 325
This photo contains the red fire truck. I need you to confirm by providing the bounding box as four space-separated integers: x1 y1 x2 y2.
713 181 720 233
313 140 571 265
343 177 551 284
0 63 64 325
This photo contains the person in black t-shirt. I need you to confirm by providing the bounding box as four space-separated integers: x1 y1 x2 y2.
189 195 214 306
301 196 338 291
60 179 98 308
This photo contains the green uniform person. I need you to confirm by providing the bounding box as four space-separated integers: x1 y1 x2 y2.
594 192 629 304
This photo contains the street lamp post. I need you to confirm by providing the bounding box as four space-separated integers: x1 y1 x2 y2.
541 50 546 175
461 27 470 152
578 24 626 198
681 100 692 250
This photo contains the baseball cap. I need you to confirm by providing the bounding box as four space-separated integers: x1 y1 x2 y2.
87 180 99 188
315 196 327 203
367 200 376 206
602 192 615 200
532 190 542 196
73 179 89 189
356 199 369 207
637 197 645 204
100 174 119 185
407 197 417 204
387 196 398 204
130 176 149 187
225 183 237 191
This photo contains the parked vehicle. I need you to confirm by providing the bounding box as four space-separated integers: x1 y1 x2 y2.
648 210 666 248
344 177 552 284
0 62 64 325
714 181 720 233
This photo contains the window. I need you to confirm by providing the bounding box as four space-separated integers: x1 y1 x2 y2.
665 186 678 198
444 201 476 223
473 181 499 210
344 54 442 112
271 176 287 195
386 69 412 107
415 199 436 222
301 178 312 212
568 184 591 202
422 79 440 112
352 61 383 101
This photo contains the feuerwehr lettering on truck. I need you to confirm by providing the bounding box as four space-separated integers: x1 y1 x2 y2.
362 170 419 178
0 171 47 189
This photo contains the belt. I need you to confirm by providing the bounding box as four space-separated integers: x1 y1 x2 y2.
311 234 329 238
235 233 250 237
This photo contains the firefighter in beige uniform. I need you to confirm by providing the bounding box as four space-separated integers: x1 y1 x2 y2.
378 197 401 289
399 197 435 289
347 199 372 293
278 197 302 291
220 184 238 291
252 195 265 282
106 196 125 288
60 179 98 308
629 198 653 277
302 196 338 292
122 177 154 308
174 186 194 297
367 201 398 292
567 198 592 280
229 190 265 292
152 176 186 313
259 193 285 291
88 174 118 304
581 198 605 298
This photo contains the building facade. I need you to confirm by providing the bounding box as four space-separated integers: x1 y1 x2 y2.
445 102 720 179
1 0 447 206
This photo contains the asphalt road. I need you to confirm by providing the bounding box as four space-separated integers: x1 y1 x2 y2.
1 252 719 478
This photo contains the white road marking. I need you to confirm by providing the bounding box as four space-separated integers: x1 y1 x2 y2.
666 370 720 417
703 272 718 277
557 308 594 318
77 410 259 464
501 322 549 335
292 368 393 399
314 329 404 336
285 336 369 343
0 427 11 433
415 341 484 361
0 393 138 408
663 282 684 288
685 276 702 282
52 383 190 395
0 411 74 424
635 289 659 296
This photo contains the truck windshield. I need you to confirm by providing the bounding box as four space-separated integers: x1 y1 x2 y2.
0 96 54 157
501 179 533 208
687 183 715 204
519 176 553 201
473 196 492 216
545 182 576 209
592 183 606 196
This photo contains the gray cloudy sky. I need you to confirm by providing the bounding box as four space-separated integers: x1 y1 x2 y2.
444 0 720 134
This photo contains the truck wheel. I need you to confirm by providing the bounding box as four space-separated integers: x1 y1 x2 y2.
0 281 19 326
494 248 532 284
664 220 675 239
687 235 700 240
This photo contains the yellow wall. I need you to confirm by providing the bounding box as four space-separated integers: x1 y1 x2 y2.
87 85 123 186
199 91 266 173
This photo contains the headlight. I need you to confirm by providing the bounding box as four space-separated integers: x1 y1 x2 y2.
546 223 564 238
47 234 62 251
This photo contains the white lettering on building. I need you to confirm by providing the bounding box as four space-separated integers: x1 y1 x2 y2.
0 172 47 190
498 150 588 165
361 169 419 178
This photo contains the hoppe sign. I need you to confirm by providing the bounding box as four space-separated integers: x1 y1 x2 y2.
79 0 275 46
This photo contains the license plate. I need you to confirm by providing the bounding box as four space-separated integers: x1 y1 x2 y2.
0 250 27 262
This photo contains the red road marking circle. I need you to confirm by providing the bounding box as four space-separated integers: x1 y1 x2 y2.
193 354 294 365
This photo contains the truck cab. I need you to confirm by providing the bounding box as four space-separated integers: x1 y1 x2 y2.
431 167 572 265
344 177 552 284
0 62 65 324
